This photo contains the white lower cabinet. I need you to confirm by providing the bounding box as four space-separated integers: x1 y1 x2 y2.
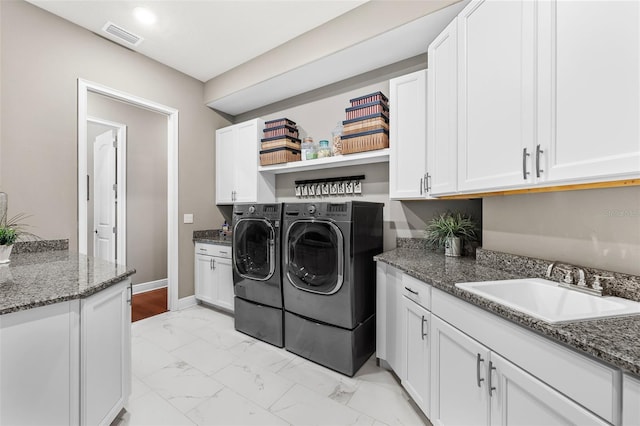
376 263 631 425
81 278 131 426
0 279 131 426
431 315 608 426
195 243 233 312
402 297 431 417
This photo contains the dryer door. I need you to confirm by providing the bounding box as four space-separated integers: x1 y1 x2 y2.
285 219 344 295
233 218 276 281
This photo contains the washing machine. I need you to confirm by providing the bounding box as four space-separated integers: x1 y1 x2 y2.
232 203 284 347
282 201 383 376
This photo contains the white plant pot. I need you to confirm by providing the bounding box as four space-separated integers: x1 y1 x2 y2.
445 237 461 257
0 244 13 264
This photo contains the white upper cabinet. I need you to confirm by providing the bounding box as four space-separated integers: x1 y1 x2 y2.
215 118 275 205
427 18 458 196
389 70 430 200
457 0 536 193
536 0 640 184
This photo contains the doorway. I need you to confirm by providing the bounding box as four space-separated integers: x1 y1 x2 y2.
78 79 180 312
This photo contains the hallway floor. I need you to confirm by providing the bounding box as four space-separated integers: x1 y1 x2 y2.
114 305 427 426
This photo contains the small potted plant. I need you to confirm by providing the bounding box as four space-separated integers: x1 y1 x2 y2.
0 211 35 264
425 211 478 257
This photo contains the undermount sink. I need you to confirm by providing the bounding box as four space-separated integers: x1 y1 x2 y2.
455 278 640 324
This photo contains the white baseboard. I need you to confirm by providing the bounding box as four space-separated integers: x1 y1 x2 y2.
132 278 168 295
177 295 197 310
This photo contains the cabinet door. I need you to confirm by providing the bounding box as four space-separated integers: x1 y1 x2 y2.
234 120 260 203
375 262 388 361
81 279 131 426
457 0 536 192
0 301 77 426
195 254 215 304
427 18 458 196
213 256 234 312
537 1 640 184
431 315 490 426
389 70 429 200
385 266 405 380
215 126 236 204
402 297 430 417
623 374 640 426
489 352 609 426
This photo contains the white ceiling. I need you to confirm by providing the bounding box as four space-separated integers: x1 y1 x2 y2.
25 0 368 82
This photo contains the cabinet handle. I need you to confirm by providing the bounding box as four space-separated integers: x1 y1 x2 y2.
127 284 133 306
421 315 428 340
535 144 544 178
404 287 419 296
488 360 497 396
476 353 485 387
419 178 423 195
522 147 530 180
212 258 216 269
425 173 431 193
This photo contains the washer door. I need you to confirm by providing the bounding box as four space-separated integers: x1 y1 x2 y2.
285 219 344 295
233 218 276 281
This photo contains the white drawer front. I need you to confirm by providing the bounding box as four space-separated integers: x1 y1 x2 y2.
402 274 431 311
195 242 231 258
432 288 621 424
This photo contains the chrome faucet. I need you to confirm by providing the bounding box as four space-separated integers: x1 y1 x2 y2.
547 261 599 295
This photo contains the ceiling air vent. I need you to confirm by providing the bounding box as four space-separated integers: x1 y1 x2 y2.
102 21 143 46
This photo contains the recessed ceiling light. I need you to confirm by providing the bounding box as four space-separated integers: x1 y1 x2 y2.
133 7 156 25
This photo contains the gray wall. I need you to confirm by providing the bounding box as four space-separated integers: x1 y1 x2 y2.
0 0 229 298
483 187 640 276
88 93 168 286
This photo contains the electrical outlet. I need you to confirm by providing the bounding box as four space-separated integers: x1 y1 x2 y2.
330 183 338 195
354 181 362 194
295 185 302 197
337 182 345 194
322 183 329 195
183 214 194 224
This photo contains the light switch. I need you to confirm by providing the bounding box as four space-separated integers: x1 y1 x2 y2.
183 213 194 224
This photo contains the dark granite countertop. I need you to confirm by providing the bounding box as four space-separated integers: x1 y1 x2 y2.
193 229 232 246
375 247 640 377
0 250 136 315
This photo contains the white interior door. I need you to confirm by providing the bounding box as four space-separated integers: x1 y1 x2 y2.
93 130 116 263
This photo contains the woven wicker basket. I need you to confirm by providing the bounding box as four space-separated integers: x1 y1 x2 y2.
343 116 389 135
350 91 388 107
340 129 389 154
264 118 296 128
261 135 301 150
263 124 299 139
260 146 301 165
345 101 389 121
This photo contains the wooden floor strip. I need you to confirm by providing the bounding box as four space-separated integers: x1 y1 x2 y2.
132 287 168 322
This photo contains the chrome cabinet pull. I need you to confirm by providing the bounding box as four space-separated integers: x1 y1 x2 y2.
535 144 544 178
420 178 423 195
488 360 497 396
212 258 216 269
522 147 530 180
477 353 485 387
127 284 133 306
421 316 428 340
425 173 431 193
404 287 419 295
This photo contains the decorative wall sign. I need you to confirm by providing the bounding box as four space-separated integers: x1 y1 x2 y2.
294 175 365 199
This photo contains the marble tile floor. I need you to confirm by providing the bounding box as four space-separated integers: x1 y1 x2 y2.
112 304 429 426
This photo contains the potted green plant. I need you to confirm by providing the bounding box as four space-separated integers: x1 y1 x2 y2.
425 211 478 257
0 212 35 264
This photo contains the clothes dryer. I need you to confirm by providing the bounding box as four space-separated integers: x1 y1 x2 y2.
282 201 383 376
232 203 284 347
